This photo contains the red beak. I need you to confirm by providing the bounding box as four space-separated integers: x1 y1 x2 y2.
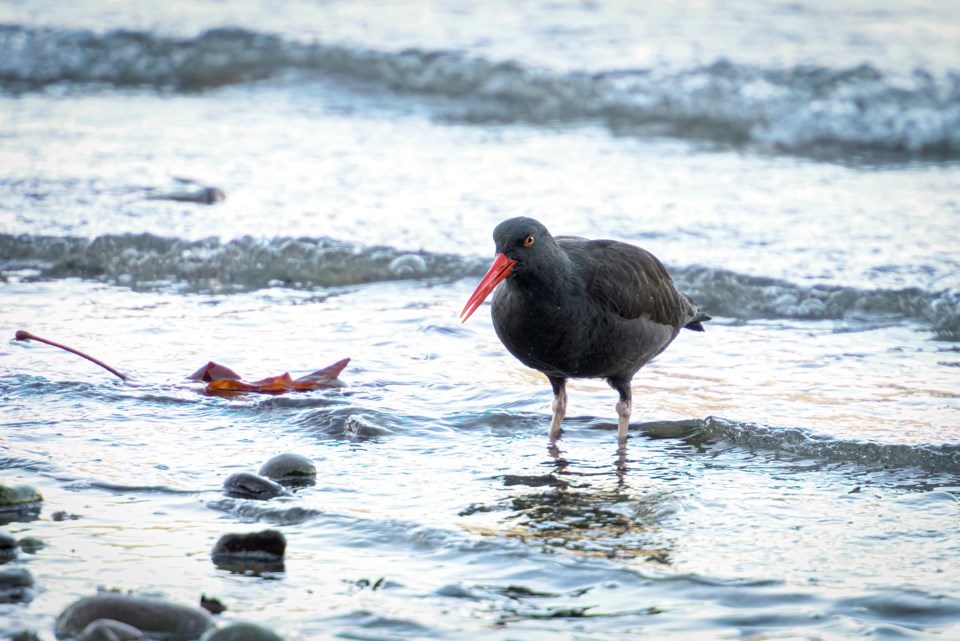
460 253 517 323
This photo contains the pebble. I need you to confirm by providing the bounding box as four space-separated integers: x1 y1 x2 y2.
17 536 44 554
211 530 286 574
0 568 34 604
258 453 316 486
0 531 17 563
222 472 291 500
200 594 227 615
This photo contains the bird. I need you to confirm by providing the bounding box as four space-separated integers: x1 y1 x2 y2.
460 216 710 445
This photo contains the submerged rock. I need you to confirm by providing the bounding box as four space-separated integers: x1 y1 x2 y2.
222 472 291 501
0 531 17 563
0 483 43 510
56 593 213 641
0 567 34 603
258 453 316 487
211 529 286 574
200 622 284 641
17 536 44 554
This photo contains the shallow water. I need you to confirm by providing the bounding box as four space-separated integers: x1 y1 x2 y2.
2 2 960 639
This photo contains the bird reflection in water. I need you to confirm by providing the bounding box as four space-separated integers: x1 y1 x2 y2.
461 439 678 564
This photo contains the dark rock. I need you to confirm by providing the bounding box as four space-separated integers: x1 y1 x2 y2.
146 186 225 205
56 594 213 641
258 454 316 488
211 530 285 574
200 594 227 615
77 618 144 641
0 484 43 508
200 622 283 641
0 531 17 563
222 473 291 501
17 536 44 554
0 568 34 603
0 484 43 524
9 631 40 641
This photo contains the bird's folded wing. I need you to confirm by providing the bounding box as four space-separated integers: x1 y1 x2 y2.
567 238 688 327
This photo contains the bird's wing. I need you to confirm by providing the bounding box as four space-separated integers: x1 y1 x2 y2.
560 237 690 328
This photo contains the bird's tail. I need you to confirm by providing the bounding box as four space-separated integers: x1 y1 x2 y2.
681 292 711 332
684 311 711 332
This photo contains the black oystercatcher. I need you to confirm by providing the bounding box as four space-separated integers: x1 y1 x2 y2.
461 217 710 444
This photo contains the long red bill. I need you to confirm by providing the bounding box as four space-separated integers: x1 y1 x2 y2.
460 253 517 323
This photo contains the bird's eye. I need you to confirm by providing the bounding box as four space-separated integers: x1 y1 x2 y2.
523 235 535 247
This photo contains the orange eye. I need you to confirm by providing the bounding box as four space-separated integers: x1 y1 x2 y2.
523 235 535 247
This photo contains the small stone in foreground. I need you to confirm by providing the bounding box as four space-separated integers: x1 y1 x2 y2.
56 593 213 641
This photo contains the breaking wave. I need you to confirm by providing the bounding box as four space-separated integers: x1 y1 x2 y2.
1 25 959 157
0 232 488 292
697 416 960 474
674 268 960 340
2 232 958 339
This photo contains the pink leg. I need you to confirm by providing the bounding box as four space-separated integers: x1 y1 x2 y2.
616 397 632 444
549 386 567 441
547 376 567 441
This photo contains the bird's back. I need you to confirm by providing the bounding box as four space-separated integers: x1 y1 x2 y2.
562 237 699 331
493 236 705 381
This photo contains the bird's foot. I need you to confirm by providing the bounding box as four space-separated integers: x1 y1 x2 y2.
548 416 564 441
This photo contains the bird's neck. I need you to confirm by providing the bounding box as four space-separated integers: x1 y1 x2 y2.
510 250 578 298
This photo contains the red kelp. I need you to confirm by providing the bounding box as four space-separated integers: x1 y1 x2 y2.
15 330 349 396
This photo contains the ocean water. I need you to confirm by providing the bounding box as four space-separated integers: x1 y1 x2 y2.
1 2 959 639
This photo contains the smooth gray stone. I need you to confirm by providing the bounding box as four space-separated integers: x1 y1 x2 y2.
0 531 16 563
222 473 291 500
0 483 43 507
0 567 33 603
258 453 316 480
211 530 286 574
17 536 44 553
56 594 213 641
200 622 283 641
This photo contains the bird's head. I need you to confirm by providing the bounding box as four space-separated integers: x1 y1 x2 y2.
460 217 557 323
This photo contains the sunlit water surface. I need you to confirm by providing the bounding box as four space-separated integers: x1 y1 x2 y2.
2 1 960 639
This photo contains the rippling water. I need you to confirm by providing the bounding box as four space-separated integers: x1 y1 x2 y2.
1 2 959 639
